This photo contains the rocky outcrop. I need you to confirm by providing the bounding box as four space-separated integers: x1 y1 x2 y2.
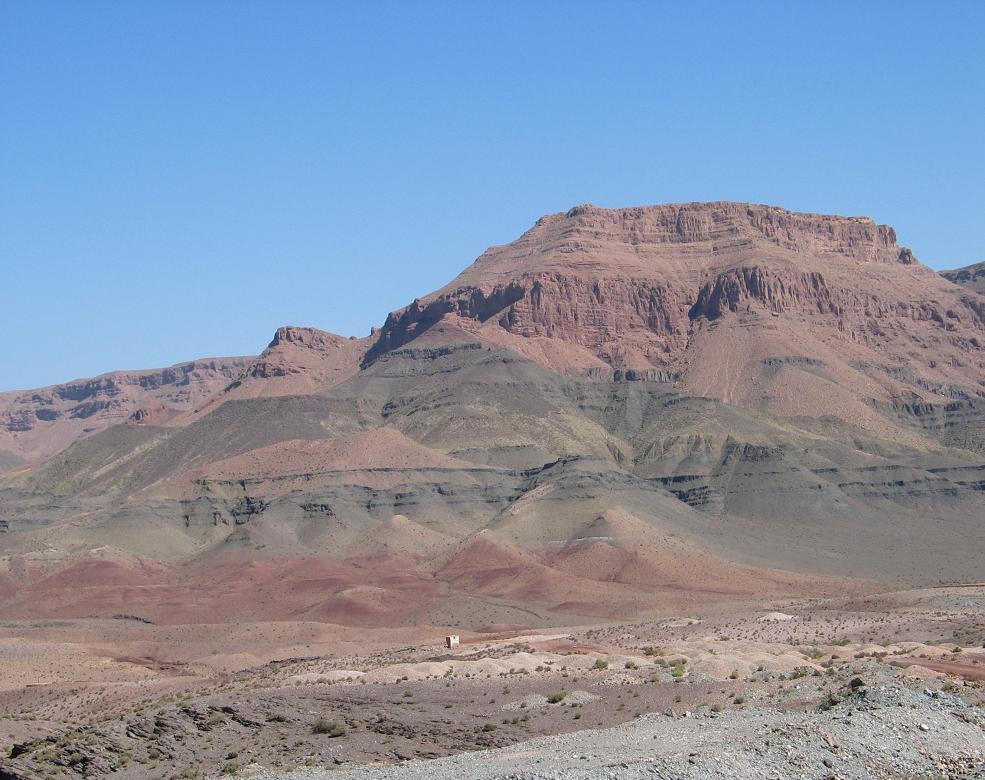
689 268 837 320
688 266 970 328
0 358 252 464
365 274 691 367
363 284 525 363
221 326 369 400
941 260 985 295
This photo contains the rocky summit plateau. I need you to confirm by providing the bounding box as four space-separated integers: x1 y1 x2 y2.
1 202 984 780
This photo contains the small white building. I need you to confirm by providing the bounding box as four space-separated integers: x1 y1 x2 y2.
445 635 460 649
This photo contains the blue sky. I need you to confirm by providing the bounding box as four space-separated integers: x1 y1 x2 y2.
2 1 983 391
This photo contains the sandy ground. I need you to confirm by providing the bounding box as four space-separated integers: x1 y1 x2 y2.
0 586 983 778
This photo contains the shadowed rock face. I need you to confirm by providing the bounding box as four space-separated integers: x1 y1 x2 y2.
1 201 984 627
942 260 985 295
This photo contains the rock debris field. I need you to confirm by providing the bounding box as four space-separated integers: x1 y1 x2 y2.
240 685 984 780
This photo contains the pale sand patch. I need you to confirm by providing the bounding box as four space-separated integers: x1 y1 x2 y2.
758 612 795 622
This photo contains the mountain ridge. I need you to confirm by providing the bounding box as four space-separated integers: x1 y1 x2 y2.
942 259 985 295
2 200 984 630
5 201 984 468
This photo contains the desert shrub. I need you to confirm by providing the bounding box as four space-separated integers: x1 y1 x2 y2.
546 690 569 703
311 719 346 737
592 659 609 670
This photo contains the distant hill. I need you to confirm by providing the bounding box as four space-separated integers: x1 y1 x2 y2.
941 260 985 295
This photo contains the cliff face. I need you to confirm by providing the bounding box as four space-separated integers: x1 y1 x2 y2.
219 326 369 401
0 357 252 465
6 202 985 467
368 203 985 427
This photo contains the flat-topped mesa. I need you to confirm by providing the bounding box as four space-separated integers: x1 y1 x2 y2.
365 202 931 367
440 202 914 291
366 201 985 414
530 201 907 260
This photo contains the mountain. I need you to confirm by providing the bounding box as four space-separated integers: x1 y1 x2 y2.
0 357 252 467
0 327 373 472
941 260 985 295
372 203 985 436
1 202 984 628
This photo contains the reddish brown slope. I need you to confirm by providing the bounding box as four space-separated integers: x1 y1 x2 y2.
0 357 252 466
368 202 985 436
0 326 370 469
213 326 370 401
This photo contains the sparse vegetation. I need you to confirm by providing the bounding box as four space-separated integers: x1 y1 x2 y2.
311 718 346 737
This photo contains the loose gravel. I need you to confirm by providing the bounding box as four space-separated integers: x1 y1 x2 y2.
238 685 985 780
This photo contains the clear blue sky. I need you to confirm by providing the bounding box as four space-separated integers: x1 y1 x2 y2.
2 1 983 391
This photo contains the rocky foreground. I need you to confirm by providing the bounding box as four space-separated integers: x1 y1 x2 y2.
247 685 985 780
1 590 984 780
